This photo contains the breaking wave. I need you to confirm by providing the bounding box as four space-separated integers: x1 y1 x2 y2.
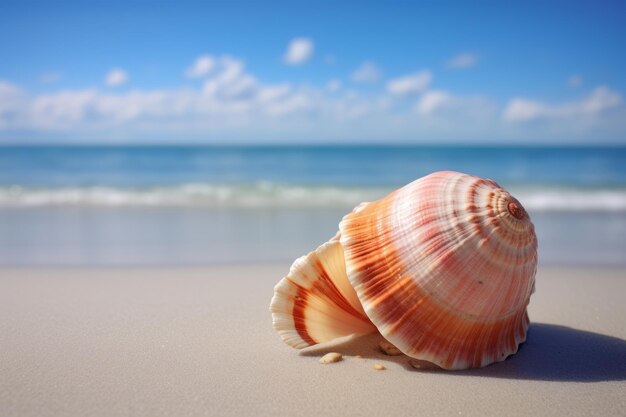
1 182 625 212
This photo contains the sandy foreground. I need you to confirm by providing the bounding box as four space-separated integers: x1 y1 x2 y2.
1 265 625 417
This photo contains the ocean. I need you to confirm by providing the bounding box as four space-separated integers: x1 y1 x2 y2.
1 145 625 266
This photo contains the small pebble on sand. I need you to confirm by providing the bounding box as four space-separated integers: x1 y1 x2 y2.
319 352 343 364
373 363 386 371
354 355 363 359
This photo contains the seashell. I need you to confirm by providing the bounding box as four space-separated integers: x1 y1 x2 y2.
408 358 440 370
319 352 343 364
270 239 376 348
379 339 403 356
270 171 537 370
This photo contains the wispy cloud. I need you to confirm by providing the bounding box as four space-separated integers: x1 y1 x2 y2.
0 57 319 133
0 54 624 143
416 90 495 121
202 56 255 99
326 79 342 92
351 61 382 83
447 52 478 69
31 89 99 128
105 69 129 87
387 71 432 95
284 38 314 65
568 74 583 87
185 55 215 78
503 86 622 122
0 81 24 127
416 90 450 115
39 72 62 84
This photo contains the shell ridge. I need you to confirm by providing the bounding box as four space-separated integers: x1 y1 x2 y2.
274 171 537 370
338 171 537 369
270 239 376 349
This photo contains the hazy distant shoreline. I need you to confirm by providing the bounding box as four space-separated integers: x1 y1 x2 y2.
1 206 624 267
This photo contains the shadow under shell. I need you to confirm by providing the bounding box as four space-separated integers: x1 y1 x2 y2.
300 323 626 382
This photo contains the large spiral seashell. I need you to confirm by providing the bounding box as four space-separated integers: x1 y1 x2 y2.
270 171 538 370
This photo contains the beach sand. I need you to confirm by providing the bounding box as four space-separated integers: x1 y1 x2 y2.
1 265 625 417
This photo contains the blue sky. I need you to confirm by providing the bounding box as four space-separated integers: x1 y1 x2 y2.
0 1 625 144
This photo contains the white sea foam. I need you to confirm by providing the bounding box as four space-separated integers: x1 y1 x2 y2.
1 183 625 212
513 188 626 212
0 183 387 209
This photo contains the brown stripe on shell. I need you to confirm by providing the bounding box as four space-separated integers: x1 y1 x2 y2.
311 258 372 322
289 279 318 346
339 171 537 369
270 239 376 350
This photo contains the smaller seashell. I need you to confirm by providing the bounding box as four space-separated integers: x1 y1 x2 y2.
379 339 403 356
270 240 376 349
373 364 386 371
354 355 363 359
409 359 440 370
319 352 343 364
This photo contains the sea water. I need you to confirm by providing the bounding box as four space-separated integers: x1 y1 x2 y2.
1 145 625 266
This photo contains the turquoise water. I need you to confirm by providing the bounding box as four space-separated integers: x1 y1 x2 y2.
2 145 626 186
1 145 625 265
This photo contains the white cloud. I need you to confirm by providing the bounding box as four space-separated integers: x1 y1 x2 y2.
0 81 23 111
503 86 622 122
263 91 313 117
0 56 323 133
0 81 25 128
568 74 582 87
30 89 99 129
447 52 478 69
105 69 129 87
351 61 382 83
387 70 432 96
326 79 342 92
40 72 62 84
258 84 292 103
503 100 542 122
415 90 496 125
416 90 451 115
0 56 624 144
284 38 314 65
202 56 257 100
0 80 497 141
185 55 215 78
